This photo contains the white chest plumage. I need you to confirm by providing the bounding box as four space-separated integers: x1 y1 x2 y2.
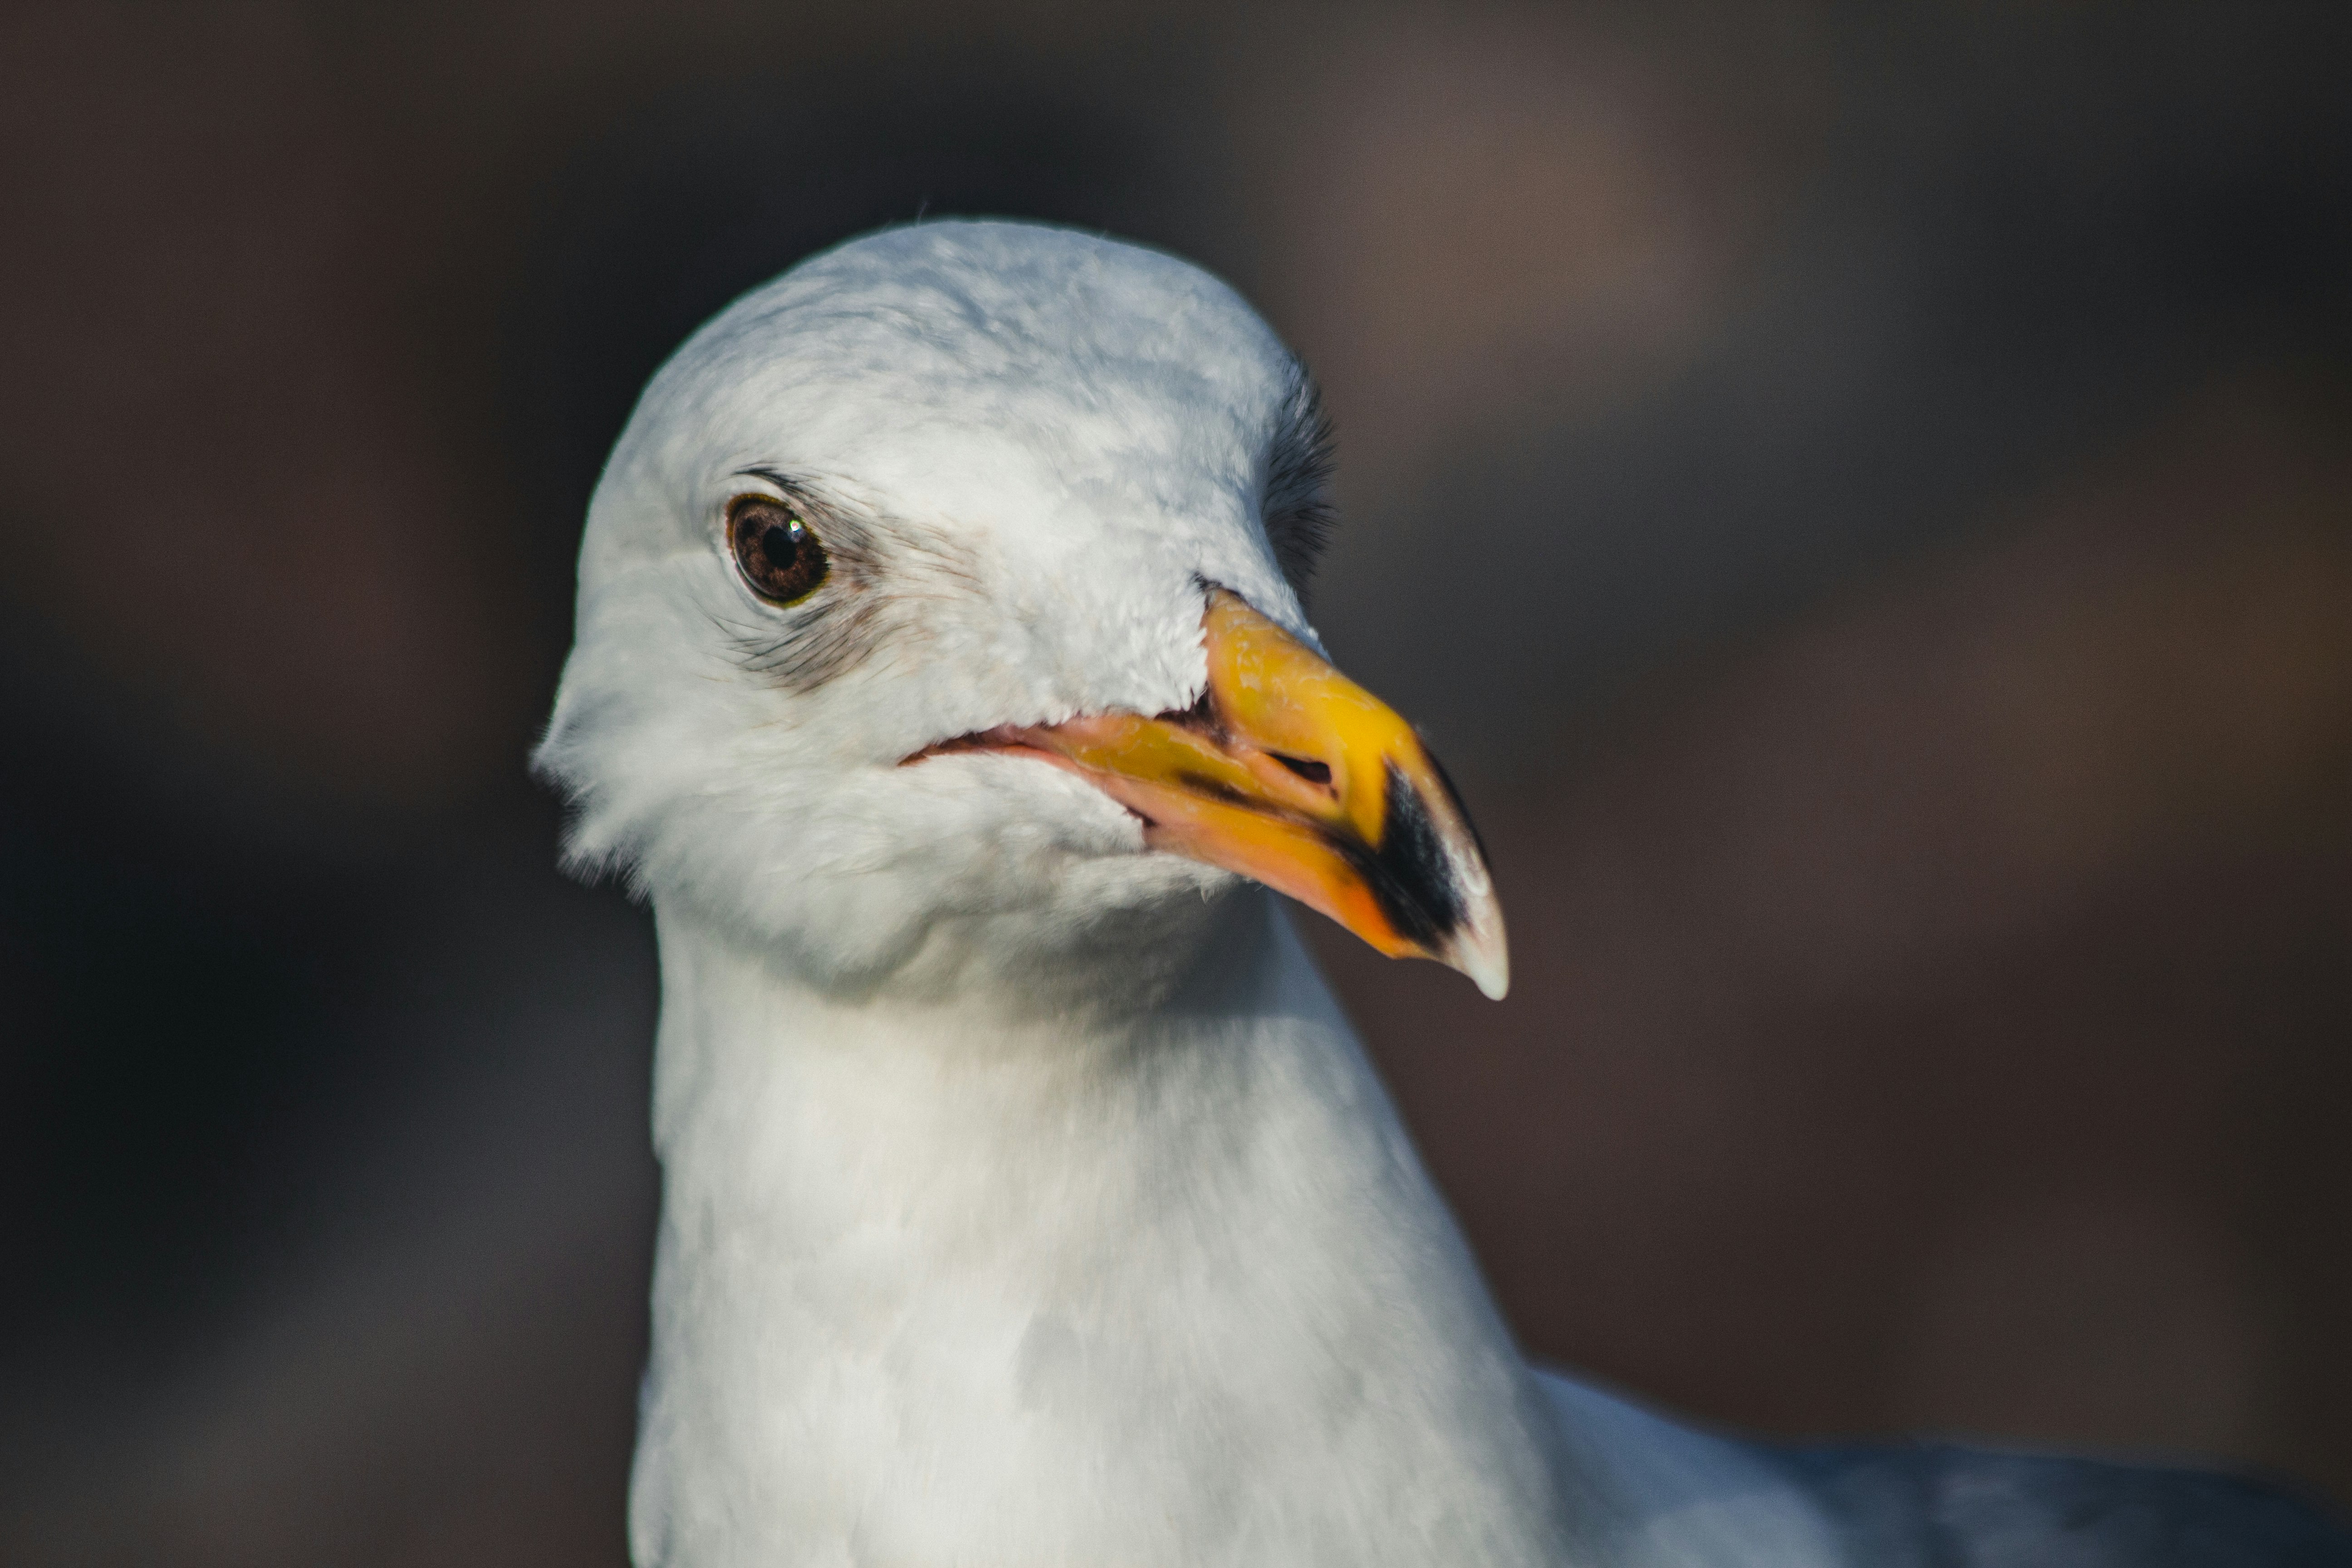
631 894 1617 1567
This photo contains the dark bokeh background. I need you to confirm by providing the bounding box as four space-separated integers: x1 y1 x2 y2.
4 3 2348 1562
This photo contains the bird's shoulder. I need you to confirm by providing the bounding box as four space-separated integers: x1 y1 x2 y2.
1779 1439 2352 1568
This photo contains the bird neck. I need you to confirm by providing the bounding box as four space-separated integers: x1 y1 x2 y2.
629 888 1591 1567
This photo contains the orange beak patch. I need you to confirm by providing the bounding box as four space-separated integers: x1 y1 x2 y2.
911 588 1508 998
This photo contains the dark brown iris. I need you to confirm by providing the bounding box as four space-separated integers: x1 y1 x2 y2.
727 495 829 604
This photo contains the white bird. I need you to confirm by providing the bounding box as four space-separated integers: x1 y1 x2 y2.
537 220 2351 1567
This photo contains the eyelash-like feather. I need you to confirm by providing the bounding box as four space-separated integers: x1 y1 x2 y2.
714 470 975 693
1263 359 1338 601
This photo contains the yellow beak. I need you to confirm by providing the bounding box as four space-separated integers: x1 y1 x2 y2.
931 588 1508 998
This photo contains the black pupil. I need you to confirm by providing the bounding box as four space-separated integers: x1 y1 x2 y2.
760 521 801 571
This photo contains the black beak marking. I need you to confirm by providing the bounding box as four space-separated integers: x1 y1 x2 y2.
1317 758 1469 950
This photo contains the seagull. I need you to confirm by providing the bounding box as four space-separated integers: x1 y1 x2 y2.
536 219 2352 1567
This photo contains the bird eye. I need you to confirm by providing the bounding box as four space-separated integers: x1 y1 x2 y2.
727 496 830 605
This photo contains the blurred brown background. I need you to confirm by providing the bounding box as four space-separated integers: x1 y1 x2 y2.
2 2 2347 1563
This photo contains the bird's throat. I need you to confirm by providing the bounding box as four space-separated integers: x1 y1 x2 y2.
628 891 1583 1567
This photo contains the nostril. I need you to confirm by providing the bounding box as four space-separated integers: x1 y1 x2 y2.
1272 754 1332 787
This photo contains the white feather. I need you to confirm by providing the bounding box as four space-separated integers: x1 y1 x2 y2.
541 219 1852 1566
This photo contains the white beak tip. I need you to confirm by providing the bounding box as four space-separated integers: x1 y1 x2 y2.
1448 925 1511 1001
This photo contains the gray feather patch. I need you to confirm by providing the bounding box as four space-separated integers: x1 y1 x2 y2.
1780 1441 2352 1567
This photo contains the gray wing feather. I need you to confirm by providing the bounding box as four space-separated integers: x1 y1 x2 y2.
1780 1442 2352 1567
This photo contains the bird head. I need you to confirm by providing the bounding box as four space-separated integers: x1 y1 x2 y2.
536 220 1505 1006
